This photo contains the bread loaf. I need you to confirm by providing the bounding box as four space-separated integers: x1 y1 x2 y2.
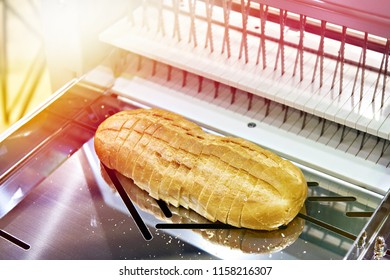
94 108 307 230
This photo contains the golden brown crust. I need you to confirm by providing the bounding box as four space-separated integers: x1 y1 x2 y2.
94 108 307 230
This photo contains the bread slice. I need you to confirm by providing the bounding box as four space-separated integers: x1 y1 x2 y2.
153 128 183 206
145 138 170 200
226 172 254 227
131 124 164 193
94 114 128 168
129 119 155 177
121 129 146 178
196 155 225 219
178 133 204 208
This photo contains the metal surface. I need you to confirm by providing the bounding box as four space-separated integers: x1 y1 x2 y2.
0 82 386 259
346 190 390 260
0 81 123 219
0 149 215 260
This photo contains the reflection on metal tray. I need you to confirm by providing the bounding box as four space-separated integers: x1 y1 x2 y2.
346 190 390 260
0 81 387 259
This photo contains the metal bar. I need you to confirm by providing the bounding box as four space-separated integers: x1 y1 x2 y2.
307 196 356 202
256 3 268 68
345 211 373 218
221 0 232 58
360 32 368 101
339 26 347 95
0 229 30 250
103 164 153 241
182 70 187 87
156 200 172 218
238 0 250 63
351 51 362 97
230 86 236 104
297 213 357 240
274 9 286 75
156 223 236 229
204 0 214 52
311 20 325 86
282 104 288 123
320 118 326 137
247 92 253 110
299 15 305 81
213 81 219 98
293 14 305 81
381 38 389 108
188 0 197 46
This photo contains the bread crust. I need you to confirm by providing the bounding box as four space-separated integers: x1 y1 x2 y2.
94 108 307 230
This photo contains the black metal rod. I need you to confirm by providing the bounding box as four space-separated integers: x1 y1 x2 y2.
345 211 373 218
156 223 236 229
307 196 356 202
0 229 30 250
156 200 172 218
102 165 153 241
297 212 357 240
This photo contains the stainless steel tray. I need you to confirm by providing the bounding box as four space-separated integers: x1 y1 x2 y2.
0 81 386 259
